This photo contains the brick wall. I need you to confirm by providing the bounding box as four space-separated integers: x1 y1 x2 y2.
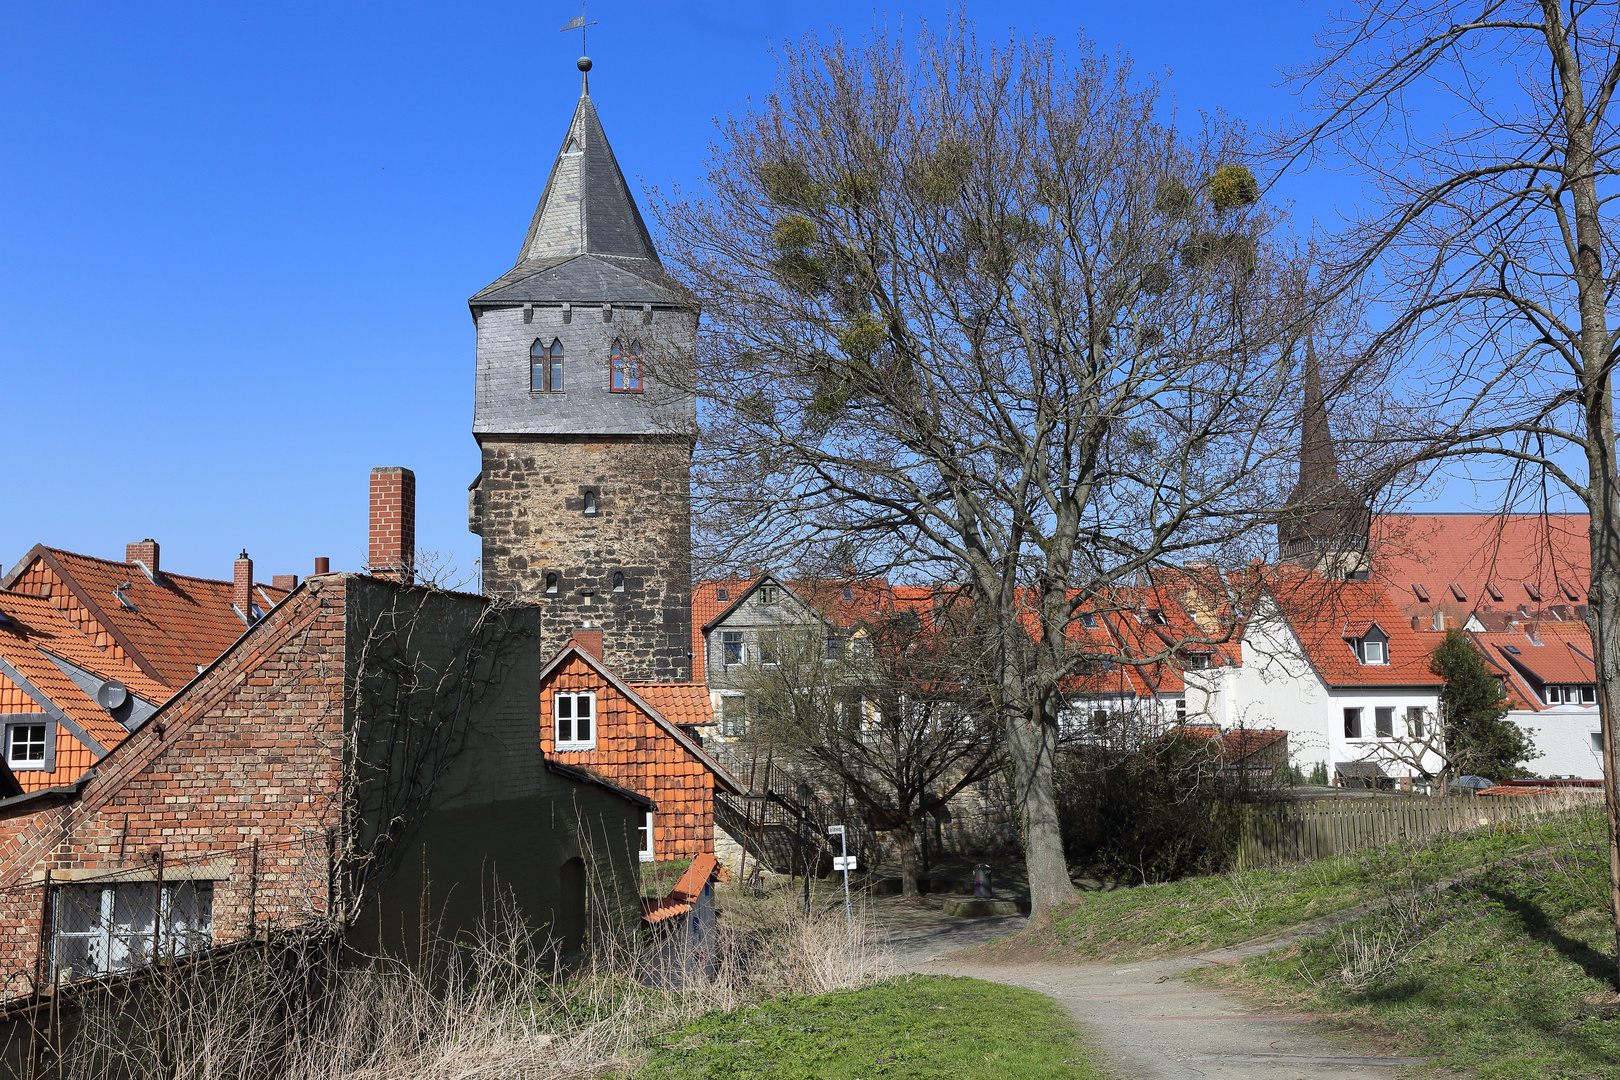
473 436 693 682
0 579 347 998
0 577 644 1001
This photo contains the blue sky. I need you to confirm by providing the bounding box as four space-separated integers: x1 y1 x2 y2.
1 1 1390 586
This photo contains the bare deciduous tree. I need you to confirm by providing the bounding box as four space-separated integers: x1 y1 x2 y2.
654 21 1319 915
1284 0 1620 979
731 610 1004 898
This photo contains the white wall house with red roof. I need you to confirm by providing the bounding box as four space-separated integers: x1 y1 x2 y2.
1472 622 1605 779
1230 578 1446 786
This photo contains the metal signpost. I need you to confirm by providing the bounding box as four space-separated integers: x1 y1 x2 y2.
828 825 855 934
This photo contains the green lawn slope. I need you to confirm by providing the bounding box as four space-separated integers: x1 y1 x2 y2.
636 975 1108 1079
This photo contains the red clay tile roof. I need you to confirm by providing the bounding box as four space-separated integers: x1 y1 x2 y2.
0 592 167 704
1370 513 1589 622
4 547 290 689
628 682 714 727
1268 570 1445 688
0 596 142 790
670 851 720 901
641 897 693 924
1470 623 1596 711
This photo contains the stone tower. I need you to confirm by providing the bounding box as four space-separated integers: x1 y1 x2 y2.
467 61 695 682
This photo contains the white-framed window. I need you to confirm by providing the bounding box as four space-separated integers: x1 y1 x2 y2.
825 635 844 660
1593 732 1605 753
1344 707 1363 739
720 695 748 738
1582 684 1597 704
1361 639 1385 664
721 631 744 666
1406 706 1426 738
758 633 781 666
53 881 213 979
1175 698 1187 722
1375 707 1394 738
553 692 596 751
637 812 654 862
6 722 48 770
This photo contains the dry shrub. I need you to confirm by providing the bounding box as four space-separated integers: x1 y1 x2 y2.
49 889 894 1080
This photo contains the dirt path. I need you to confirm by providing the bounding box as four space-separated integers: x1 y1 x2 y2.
896 916 1425 1079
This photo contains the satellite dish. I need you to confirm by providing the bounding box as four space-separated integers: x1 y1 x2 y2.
95 681 128 711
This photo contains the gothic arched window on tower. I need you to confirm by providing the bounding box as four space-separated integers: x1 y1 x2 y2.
583 491 598 515
613 572 625 592
610 339 643 392
545 572 559 595
532 338 564 393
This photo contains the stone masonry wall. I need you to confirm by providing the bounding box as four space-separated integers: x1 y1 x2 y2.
473 435 693 683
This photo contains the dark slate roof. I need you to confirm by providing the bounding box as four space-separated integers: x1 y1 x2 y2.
472 91 684 308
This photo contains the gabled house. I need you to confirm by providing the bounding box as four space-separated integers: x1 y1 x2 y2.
0 592 167 791
1229 571 1444 783
1471 621 1603 778
0 572 647 1008
537 633 742 863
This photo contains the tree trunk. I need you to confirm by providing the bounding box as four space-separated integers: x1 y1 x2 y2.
1006 701 1075 918
894 821 922 898
1542 0 1620 986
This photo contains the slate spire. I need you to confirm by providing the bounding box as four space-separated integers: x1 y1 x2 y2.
1292 339 1341 502
1280 339 1371 566
514 87 661 267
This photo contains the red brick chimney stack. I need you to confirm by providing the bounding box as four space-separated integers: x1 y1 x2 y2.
369 467 416 585
571 624 604 660
234 551 255 622
127 539 160 579
272 575 298 592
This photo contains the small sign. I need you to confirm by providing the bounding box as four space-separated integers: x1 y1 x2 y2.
832 855 857 871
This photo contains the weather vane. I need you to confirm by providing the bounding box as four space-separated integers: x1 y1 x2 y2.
560 3 597 88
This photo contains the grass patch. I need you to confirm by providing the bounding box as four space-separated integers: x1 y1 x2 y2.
637 975 1107 1079
1205 808 1620 1078
976 805 1602 963
641 857 693 897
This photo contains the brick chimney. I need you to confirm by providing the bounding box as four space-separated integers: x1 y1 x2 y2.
272 575 298 592
368 467 416 584
571 624 603 660
234 551 255 623
127 539 160 580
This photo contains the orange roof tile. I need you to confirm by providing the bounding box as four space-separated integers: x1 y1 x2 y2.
628 682 714 727
670 851 720 901
1371 514 1589 621
1268 570 1445 688
5 547 290 689
0 592 168 704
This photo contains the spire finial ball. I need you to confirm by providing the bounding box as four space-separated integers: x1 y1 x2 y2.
577 56 592 72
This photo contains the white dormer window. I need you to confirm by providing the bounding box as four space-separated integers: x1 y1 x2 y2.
1361 639 1385 664
553 692 595 751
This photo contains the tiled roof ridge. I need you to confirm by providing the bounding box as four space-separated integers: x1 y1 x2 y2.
46 548 288 594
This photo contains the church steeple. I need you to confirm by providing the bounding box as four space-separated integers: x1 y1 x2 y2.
1279 340 1371 575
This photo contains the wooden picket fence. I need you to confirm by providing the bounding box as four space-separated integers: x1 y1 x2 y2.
1234 791 1597 869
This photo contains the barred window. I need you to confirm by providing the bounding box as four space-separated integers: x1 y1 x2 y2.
53 882 213 980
